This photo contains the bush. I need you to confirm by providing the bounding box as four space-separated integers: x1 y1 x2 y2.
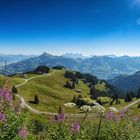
76 97 96 106
34 95 39 104
138 104 140 108
97 97 112 105
52 65 65 70
33 66 50 74
12 86 18 94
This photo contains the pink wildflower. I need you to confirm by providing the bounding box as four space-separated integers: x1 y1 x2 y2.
0 88 12 103
18 127 28 139
58 112 65 124
70 121 80 134
0 112 6 122
50 114 55 125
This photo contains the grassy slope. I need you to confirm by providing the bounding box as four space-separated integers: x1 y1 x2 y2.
0 71 139 122
1 70 107 113
17 70 90 112
0 75 24 89
95 82 107 91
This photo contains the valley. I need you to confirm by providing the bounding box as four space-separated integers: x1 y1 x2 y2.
1 65 140 139
1 53 140 79
1 67 139 114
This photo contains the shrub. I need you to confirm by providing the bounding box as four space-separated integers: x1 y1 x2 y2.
12 86 18 94
33 66 50 74
34 95 39 104
76 97 97 106
97 97 112 105
138 104 140 108
52 65 65 70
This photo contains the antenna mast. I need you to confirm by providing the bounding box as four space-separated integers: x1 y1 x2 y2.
4 60 6 77
4 60 7 87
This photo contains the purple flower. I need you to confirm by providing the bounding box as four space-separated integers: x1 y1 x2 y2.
105 109 128 122
58 112 65 124
114 115 121 122
14 102 22 113
70 121 80 134
50 114 55 125
0 112 6 122
18 127 28 139
0 88 12 103
119 108 128 118
105 111 114 120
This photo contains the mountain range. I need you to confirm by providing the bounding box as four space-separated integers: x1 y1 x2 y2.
1 52 140 79
62 53 87 59
0 54 36 66
109 71 140 92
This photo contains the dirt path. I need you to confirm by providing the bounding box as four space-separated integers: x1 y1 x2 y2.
121 99 140 110
15 70 85 117
15 70 58 114
15 70 55 88
15 70 140 117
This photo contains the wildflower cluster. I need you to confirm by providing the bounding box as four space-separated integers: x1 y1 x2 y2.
80 105 91 112
18 127 28 139
58 112 65 124
0 86 28 139
92 103 105 114
70 120 80 134
0 112 6 122
109 107 119 113
0 88 12 104
105 108 128 122
50 110 80 137
64 102 76 108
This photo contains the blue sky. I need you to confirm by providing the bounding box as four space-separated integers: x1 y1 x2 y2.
0 0 140 56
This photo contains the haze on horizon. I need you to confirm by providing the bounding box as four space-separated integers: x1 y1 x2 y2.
0 0 140 56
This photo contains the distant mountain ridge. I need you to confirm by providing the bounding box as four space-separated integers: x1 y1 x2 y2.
109 71 140 92
62 53 86 59
2 52 140 79
0 54 36 66
3 52 80 74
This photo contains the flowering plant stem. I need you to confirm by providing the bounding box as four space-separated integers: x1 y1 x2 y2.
96 113 103 140
81 111 88 123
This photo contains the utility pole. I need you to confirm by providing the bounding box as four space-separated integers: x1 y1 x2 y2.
4 60 6 77
4 60 8 88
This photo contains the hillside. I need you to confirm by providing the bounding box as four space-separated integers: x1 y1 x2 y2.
16 69 109 112
0 75 25 88
3 53 140 79
0 69 111 113
109 71 140 92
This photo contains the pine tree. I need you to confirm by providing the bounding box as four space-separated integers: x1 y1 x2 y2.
12 86 18 94
72 82 75 89
12 93 15 100
125 92 132 102
72 95 77 103
110 100 114 106
138 104 140 108
34 95 39 104
76 79 78 84
136 88 140 98
90 85 95 95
